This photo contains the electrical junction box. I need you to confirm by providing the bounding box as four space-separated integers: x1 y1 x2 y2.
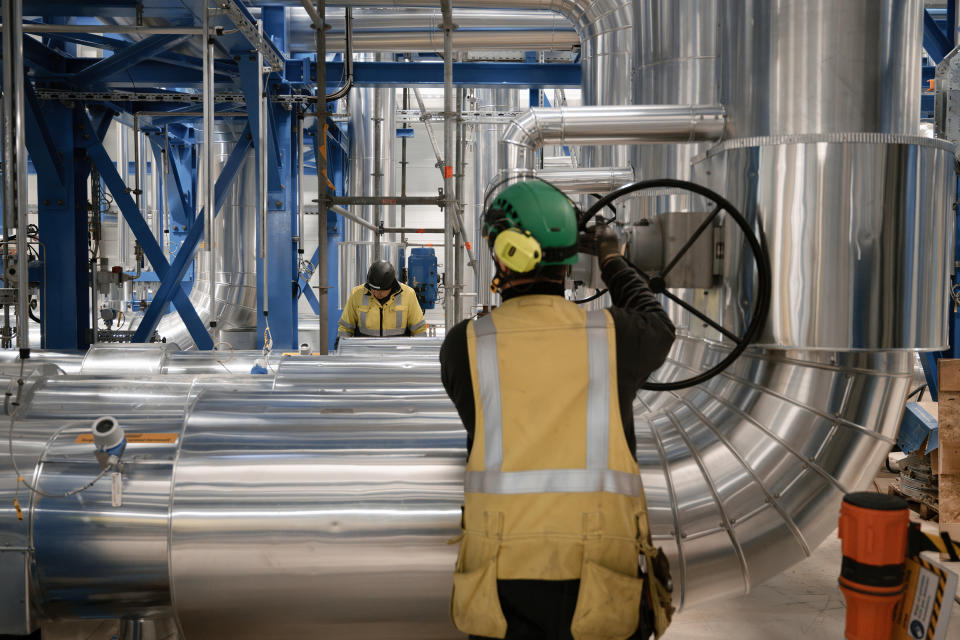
407 248 438 310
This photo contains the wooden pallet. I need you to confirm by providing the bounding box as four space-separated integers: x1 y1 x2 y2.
888 483 939 520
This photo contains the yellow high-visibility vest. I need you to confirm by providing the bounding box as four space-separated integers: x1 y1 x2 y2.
451 294 671 640
337 283 426 337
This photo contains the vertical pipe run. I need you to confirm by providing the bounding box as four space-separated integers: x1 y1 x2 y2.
159 133 170 260
401 86 409 247
373 86 383 259
453 86 463 322
297 112 305 259
441 0 454 329
258 19 270 322
117 125 129 271
133 115 142 229
2 0 28 353
202 2 218 346
315 0 329 354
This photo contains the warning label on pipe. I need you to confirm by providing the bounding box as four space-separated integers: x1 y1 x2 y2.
74 433 179 444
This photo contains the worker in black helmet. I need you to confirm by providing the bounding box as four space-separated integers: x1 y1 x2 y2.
337 260 427 340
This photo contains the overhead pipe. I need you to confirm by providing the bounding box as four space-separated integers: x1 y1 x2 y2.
249 6 578 52
325 6 354 102
533 166 637 193
500 104 726 172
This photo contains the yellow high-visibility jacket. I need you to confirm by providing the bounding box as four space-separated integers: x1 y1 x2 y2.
450 294 671 640
337 283 426 338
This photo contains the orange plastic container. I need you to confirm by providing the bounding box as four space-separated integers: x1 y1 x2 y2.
838 492 909 640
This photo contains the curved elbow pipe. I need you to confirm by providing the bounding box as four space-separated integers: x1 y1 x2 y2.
501 105 726 171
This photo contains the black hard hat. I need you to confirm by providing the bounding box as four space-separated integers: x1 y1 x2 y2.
366 260 397 291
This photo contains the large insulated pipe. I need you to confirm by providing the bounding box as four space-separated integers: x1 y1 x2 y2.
148 124 258 349
2 0 950 635
471 88 518 309
501 105 725 172
278 7 578 52
533 166 636 193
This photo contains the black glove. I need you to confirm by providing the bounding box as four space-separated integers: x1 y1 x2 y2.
580 216 621 266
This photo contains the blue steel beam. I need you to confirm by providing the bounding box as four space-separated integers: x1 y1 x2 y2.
297 246 320 315
261 5 288 55
24 1 140 17
34 59 581 90
71 33 194 87
301 279 321 315
35 29 128 53
37 103 91 349
318 61 582 88
134 126 253 343
238 57 282 190
76 110 213 349
22 34 68 75
166 144 194 229
23 78 67 201
925 8 952 64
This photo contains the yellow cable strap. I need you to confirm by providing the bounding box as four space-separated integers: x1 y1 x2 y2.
922 531 960 560
13 476 23 521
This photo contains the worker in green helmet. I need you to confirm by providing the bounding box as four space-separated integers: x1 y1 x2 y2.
439 179 676 640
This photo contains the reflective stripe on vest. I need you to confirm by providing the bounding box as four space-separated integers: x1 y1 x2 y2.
473 315 503 472
465 468 644 496
356 291 407 337
469 310 632 494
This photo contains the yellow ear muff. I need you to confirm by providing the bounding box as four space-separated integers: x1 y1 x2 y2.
493 228 542 273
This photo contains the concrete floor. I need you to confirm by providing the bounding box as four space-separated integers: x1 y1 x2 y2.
666 474 960 639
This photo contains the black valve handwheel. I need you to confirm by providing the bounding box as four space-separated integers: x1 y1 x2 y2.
582 178 771 391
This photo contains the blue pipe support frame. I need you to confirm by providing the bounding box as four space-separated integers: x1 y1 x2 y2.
133 127 253 345
317 61 581 89
71 33 192 88
75 109 214 349
30 103 93 349
295 119 347 350
237 16 299 351
916 7 960 400
925 8 954 64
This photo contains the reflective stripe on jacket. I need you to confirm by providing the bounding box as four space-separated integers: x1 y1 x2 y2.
337 283 426 338
451 294 659 639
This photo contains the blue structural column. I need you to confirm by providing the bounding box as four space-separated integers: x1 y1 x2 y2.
239 62 298 350
325 120 346 350
30 102 90 348
919 8 960 399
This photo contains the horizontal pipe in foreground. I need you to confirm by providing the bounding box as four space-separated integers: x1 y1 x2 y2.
330 195 445 207
323 30 579 52
379 227 445 235
502 105 726 171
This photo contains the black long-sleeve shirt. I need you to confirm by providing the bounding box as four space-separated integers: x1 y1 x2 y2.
439 257 676 459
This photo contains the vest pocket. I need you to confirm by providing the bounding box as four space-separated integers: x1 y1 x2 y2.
450 555 508 639
570 560 645 640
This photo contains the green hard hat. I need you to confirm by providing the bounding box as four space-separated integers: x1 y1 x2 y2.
483 179 580 266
